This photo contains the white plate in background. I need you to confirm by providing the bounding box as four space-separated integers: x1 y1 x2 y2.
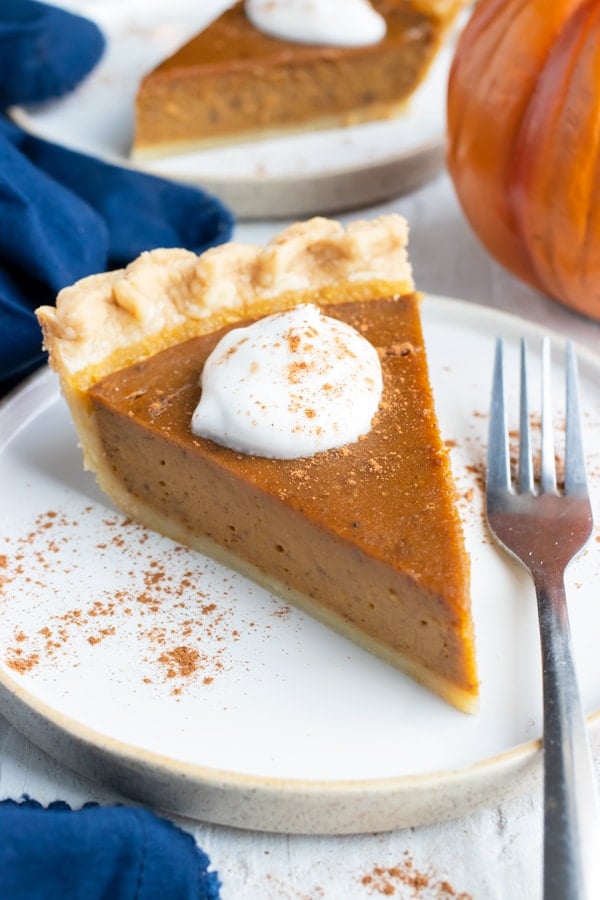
10 0 457 218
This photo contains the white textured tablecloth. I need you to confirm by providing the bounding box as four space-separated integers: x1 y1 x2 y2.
2 172 599 900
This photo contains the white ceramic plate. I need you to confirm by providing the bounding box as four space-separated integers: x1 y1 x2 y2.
10 0 455 219
1 296 599 834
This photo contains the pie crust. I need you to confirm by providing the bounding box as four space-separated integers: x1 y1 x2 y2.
37 215 479 712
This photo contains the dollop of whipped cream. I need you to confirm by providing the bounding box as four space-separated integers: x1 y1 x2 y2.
191 304 383 459
245 0 386 47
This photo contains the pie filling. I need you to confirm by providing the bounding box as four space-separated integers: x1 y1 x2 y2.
87 295 478 709
36 215 478 712
132 1 448 156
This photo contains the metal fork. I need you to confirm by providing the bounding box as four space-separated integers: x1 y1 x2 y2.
486 336 600 900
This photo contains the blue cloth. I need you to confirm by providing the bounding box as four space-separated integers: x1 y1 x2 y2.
0 0 105 106
0 1 234 397
0 799 221 899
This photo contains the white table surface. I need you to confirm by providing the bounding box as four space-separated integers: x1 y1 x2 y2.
2 170 600 900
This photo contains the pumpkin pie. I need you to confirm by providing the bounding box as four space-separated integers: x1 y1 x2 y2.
36 216 479 712
132 0 467 159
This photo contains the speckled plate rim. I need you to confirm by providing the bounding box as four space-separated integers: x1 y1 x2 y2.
7 104 446 221
1 295 599 835
140 138 447 221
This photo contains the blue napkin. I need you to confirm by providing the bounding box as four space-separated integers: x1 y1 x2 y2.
0 0 106 106
0 0 234 398
0 799 220 899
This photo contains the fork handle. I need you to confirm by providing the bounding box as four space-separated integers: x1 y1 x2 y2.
536 576 600 900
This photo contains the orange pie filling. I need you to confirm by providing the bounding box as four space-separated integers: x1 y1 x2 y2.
36 216 479 712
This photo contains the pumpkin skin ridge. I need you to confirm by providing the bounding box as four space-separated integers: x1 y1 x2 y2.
508 3 589 299
508 0 600 318
571 3 600 320
447 0 587 291
447 0 539 287
447 0 600 320
446 0 529 158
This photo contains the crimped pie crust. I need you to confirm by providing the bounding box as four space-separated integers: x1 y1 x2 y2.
36 215 415 514
37 216 413 390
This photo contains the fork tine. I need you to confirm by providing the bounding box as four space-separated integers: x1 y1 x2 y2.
565 340 589 497
518 338 534 493
540 337 557 493
487 337 511 493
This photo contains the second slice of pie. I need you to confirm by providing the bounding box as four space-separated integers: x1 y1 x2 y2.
132 0 467 158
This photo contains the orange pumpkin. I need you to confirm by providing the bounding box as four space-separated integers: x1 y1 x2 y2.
447 0 600 320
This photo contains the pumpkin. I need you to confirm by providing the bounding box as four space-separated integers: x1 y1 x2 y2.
447 0 600 321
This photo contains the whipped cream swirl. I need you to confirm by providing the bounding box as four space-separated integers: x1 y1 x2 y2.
245 0 386 47
191 303 383 459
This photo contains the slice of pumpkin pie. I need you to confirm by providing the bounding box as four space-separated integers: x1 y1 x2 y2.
131 0 467 158
36 216 478 712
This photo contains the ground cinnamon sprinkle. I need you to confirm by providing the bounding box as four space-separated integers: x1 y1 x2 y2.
360 855 471 898
384 341 415 358
87 626 116 646
158 645 200 678
0 507 262 693
6 652 39 674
